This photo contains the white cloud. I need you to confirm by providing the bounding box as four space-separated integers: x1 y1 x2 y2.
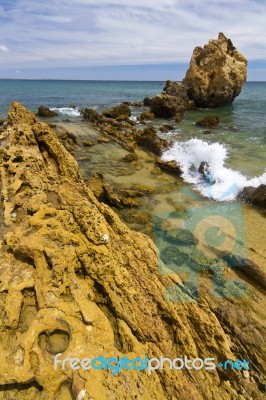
0 0 265 70
0 44 9 52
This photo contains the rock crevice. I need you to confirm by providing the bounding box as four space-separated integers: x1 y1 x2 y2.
0 102 262 399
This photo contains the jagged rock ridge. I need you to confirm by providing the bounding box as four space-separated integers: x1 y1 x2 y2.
0 103 263 399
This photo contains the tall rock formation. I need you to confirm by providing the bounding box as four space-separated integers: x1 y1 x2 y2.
0 103 264 399
183 32 247 107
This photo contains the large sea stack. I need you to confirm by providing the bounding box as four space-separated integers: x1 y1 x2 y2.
183 32 247 108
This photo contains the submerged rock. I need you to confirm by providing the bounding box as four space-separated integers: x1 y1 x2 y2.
165 228 196 245
159 124 175 133
196 115 220 128
183 32 247 107
37 105 58 117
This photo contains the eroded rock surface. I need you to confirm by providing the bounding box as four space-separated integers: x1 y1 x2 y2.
183 32 247 107
238 184 266 209
37 106 58 118
0 102 264 399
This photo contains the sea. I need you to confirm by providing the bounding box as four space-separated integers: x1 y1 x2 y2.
0 79 265 201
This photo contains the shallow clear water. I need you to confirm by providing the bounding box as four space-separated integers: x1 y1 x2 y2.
0 79 265 200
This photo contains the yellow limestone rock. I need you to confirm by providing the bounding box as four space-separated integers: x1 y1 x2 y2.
0 102 248 399
183 32 247 107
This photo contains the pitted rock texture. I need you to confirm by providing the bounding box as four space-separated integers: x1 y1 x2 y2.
0 102 263 399
183 32 247 107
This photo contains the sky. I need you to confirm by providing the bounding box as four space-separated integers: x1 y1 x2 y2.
0 0 266 80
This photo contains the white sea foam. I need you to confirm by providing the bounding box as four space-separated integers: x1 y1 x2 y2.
50 107 81 117
162 138 266 200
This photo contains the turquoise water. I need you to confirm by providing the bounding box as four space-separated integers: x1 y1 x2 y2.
0 79 265 200
0 79 163 115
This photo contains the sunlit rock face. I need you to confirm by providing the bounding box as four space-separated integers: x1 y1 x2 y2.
183 32 247 108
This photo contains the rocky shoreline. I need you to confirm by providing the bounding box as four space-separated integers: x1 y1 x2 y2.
0 102 265 399
0 33 265 400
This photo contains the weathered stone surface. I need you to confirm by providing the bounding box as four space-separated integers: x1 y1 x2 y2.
136 126 168 156
0 102 264 399
163 80 195 109
83 140 95 147
159 124 175 133
238 184 266 208
37 106 58 118
82 108 102 123
155 159 182 176
121 152 138 162
54 126 78 155
196 115 220 128
183 32 247 107
103 104 131 119
138 111 155 121
150 93 185 121
143 97 152 107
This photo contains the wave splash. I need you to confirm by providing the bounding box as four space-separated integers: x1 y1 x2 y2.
162 138 266 200
50 107 81 117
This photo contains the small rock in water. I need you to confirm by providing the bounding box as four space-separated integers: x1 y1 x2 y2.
198 161 216 184
196 116 219 128
37 106 58 117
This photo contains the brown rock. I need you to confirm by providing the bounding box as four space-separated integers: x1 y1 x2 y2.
136 126 168 156
8 101 36 126
131 101 142 107
163 80 185 96
151 93 185 120
37 106 58 118
196 115 220 128
183 32 247 107
97 136 110 143
138 111 155 121
159 124 175 133
198 161 216 184
121 152 138 162
143 97 152 106
82 108 102 123
115 114 131 122
55 127 78 155
103 104 131 119
238 184 266 208
155 159 182 176
83 140 95 147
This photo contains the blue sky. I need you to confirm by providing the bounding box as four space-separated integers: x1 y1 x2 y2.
0 0 265 80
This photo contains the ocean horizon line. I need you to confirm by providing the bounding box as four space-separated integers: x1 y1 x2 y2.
0 78 265 83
